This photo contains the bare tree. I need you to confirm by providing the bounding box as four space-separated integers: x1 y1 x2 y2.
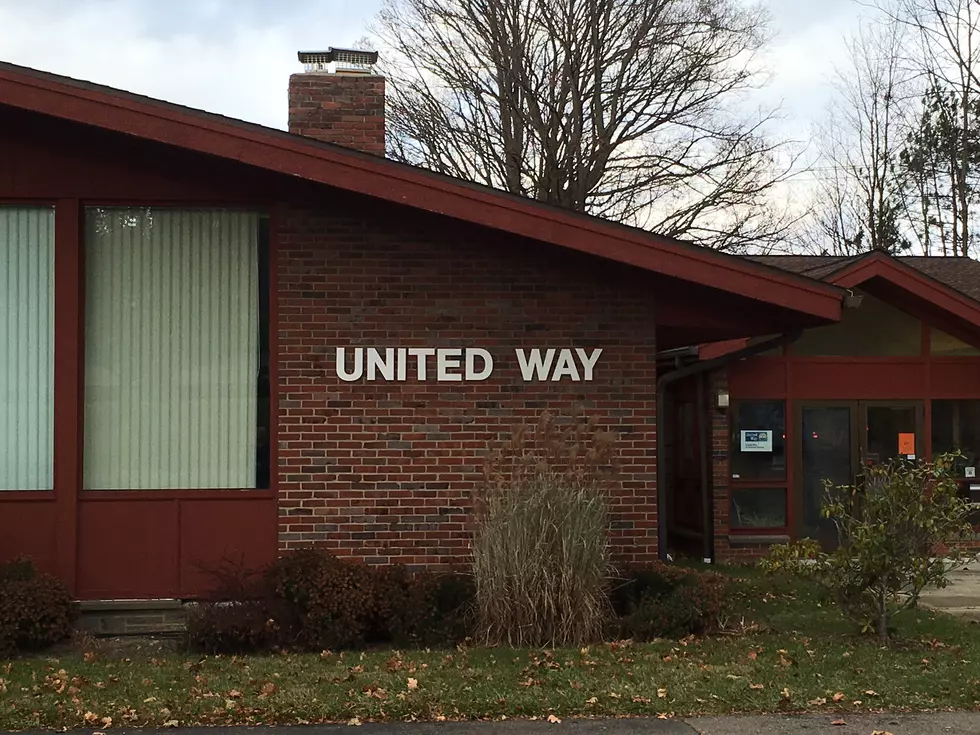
373 0 796 252
876 0 980 256
803 21 915 255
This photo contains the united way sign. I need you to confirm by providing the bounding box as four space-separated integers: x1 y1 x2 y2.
740 430 773 452
335 347 603 382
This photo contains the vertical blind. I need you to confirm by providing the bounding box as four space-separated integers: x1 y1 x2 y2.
83 209 260 489
0 207 54 491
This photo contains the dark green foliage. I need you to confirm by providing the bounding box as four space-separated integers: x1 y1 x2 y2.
0 556 78 657
610 562 730 639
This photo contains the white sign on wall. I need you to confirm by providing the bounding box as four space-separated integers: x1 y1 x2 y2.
335 347 602 382
740 430 773 452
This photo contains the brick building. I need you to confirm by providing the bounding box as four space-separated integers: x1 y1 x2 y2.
1 49 974 602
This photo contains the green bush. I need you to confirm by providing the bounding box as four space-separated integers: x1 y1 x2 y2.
0 556 78 657
473 412 616 647
762 454 974 643
611 563 730 639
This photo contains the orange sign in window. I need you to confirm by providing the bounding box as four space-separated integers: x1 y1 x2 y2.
898 433 916 456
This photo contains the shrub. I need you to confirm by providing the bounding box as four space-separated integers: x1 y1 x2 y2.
185 557 296 654
186 601 289 655
473 412 616 647
189 551 475 653
610 563 730 639
761 454 974 643
270 549 383 650
384 570 475 647
0 556 78 657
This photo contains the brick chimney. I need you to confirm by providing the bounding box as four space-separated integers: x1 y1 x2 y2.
288 49 385 156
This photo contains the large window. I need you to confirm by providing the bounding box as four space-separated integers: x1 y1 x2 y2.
0 207 54 491
793 292 921 356
83 208 269 490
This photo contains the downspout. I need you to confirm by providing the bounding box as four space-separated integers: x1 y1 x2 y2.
656 331 803 562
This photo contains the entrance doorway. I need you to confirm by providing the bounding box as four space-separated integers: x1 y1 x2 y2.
796 401 923 547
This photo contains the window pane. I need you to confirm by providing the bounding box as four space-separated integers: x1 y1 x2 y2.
731 401 786 480
931 328 980 356
731 488 787 528
0 207 54 490
83 209 264 489
932 400 980 477
793 291 921 356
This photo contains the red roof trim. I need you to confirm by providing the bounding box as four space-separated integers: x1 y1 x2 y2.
0 61 843 322
830 252 980 328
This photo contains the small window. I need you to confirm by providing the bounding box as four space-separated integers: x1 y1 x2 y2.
793 292 921 356
731 488 787 529
932 399 980 478
931 328 980 356
731 400 786 480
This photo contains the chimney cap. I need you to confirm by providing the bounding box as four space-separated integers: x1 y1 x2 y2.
298 48 379 74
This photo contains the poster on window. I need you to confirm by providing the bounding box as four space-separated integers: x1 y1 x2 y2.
740 430 773 452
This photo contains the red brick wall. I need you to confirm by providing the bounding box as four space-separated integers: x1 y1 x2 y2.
288 74 386 155
275 197 659 568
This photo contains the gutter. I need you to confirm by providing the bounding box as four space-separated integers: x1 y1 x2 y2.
655 331 803 562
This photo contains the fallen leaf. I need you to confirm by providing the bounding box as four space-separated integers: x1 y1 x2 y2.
747 651 758 660
83 713 99 724
407 677 418 690
547 714 562 724
83 652 97 663
347 717 362 727
631 695 651 704
864 690 879 697
831 719 846 726
657 688 667 698
586 696 598 705
871 731 894 735
808 697 827 706
228 689 242 699
749 683 765 690
853 700 863 705
832 692 846 702
259 681 277 697
162 721 179 729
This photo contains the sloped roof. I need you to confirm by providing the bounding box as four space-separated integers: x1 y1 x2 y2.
748 255 980 302
0 59 843 325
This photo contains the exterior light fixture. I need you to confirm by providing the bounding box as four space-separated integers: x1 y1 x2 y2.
716 390 730 409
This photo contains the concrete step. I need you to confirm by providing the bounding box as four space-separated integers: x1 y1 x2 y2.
78 599 189 636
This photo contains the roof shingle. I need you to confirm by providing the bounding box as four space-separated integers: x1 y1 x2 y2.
746 255 980 302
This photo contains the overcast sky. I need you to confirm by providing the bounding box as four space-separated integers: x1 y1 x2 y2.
0 0 874 195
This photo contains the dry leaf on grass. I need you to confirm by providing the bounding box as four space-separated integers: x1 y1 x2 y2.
407 678 418 690
547 714 562 724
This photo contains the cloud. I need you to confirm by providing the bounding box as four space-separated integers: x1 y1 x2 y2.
0 0 382 128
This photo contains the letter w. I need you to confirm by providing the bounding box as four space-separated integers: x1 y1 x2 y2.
516 349 555 381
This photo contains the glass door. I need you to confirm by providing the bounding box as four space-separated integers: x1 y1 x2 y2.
796 401 923 548
798 404 856 547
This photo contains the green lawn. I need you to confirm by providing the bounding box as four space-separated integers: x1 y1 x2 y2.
2 568 980 729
